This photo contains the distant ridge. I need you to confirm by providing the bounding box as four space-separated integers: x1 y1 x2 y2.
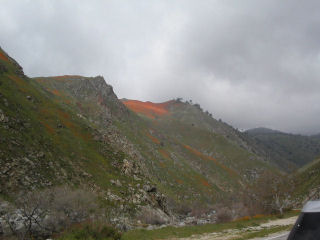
245 127 282 134
246 127 320 167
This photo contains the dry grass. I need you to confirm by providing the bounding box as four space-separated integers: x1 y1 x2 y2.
183 144 238 177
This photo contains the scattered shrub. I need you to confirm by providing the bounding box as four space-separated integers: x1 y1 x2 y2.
190 203 210 218
3 186 99 239
137 209 166 225
58 222 121 240
216 209 232 223
168 200 192 216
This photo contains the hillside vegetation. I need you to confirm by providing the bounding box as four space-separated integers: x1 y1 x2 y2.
245 127 320 170
0 47 158 223
293 158 320 202
31 72 278 212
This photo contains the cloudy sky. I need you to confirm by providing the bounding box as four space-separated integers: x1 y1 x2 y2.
1 0 320 134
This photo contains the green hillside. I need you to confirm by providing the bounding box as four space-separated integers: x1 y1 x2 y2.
292 157 320 201
0 46 284 233
32 75 276 209
0 47 144 214
245 127 320 169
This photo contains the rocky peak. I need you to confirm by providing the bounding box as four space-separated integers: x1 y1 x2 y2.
33 75 129 121
55 75 115 99
89 76 118 103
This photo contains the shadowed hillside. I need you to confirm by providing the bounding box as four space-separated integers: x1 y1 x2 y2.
245 127 320 169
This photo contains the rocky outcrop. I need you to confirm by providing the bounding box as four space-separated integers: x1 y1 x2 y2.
35 75 129 122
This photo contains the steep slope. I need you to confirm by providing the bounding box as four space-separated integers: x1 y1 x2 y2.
31 75 149 178
119 99 276 205
245 127 320 169
0 48 156 220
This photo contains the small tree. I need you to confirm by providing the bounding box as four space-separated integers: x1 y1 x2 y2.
254 171 295 215
4 190 53 239
4 186 98 239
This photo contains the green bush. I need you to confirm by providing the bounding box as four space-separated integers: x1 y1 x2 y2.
58 223 122 240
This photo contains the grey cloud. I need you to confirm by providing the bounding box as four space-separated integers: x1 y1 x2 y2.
1 0 320 134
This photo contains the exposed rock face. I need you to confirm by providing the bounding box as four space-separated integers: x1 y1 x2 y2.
69 76 121 115
35 75 129 122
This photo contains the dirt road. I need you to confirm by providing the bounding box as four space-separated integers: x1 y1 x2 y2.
169 216 297 240
250 231 289 240
251 231 289 240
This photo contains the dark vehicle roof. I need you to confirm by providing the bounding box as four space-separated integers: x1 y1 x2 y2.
287 200 320 240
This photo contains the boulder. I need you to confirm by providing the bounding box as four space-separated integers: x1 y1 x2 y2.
143 185 157 193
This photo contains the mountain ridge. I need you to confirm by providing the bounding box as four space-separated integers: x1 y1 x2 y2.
1 46 314 236
31 73 279 208
246 127 283 135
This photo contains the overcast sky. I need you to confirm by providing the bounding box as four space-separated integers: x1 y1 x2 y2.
1 0 320 134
